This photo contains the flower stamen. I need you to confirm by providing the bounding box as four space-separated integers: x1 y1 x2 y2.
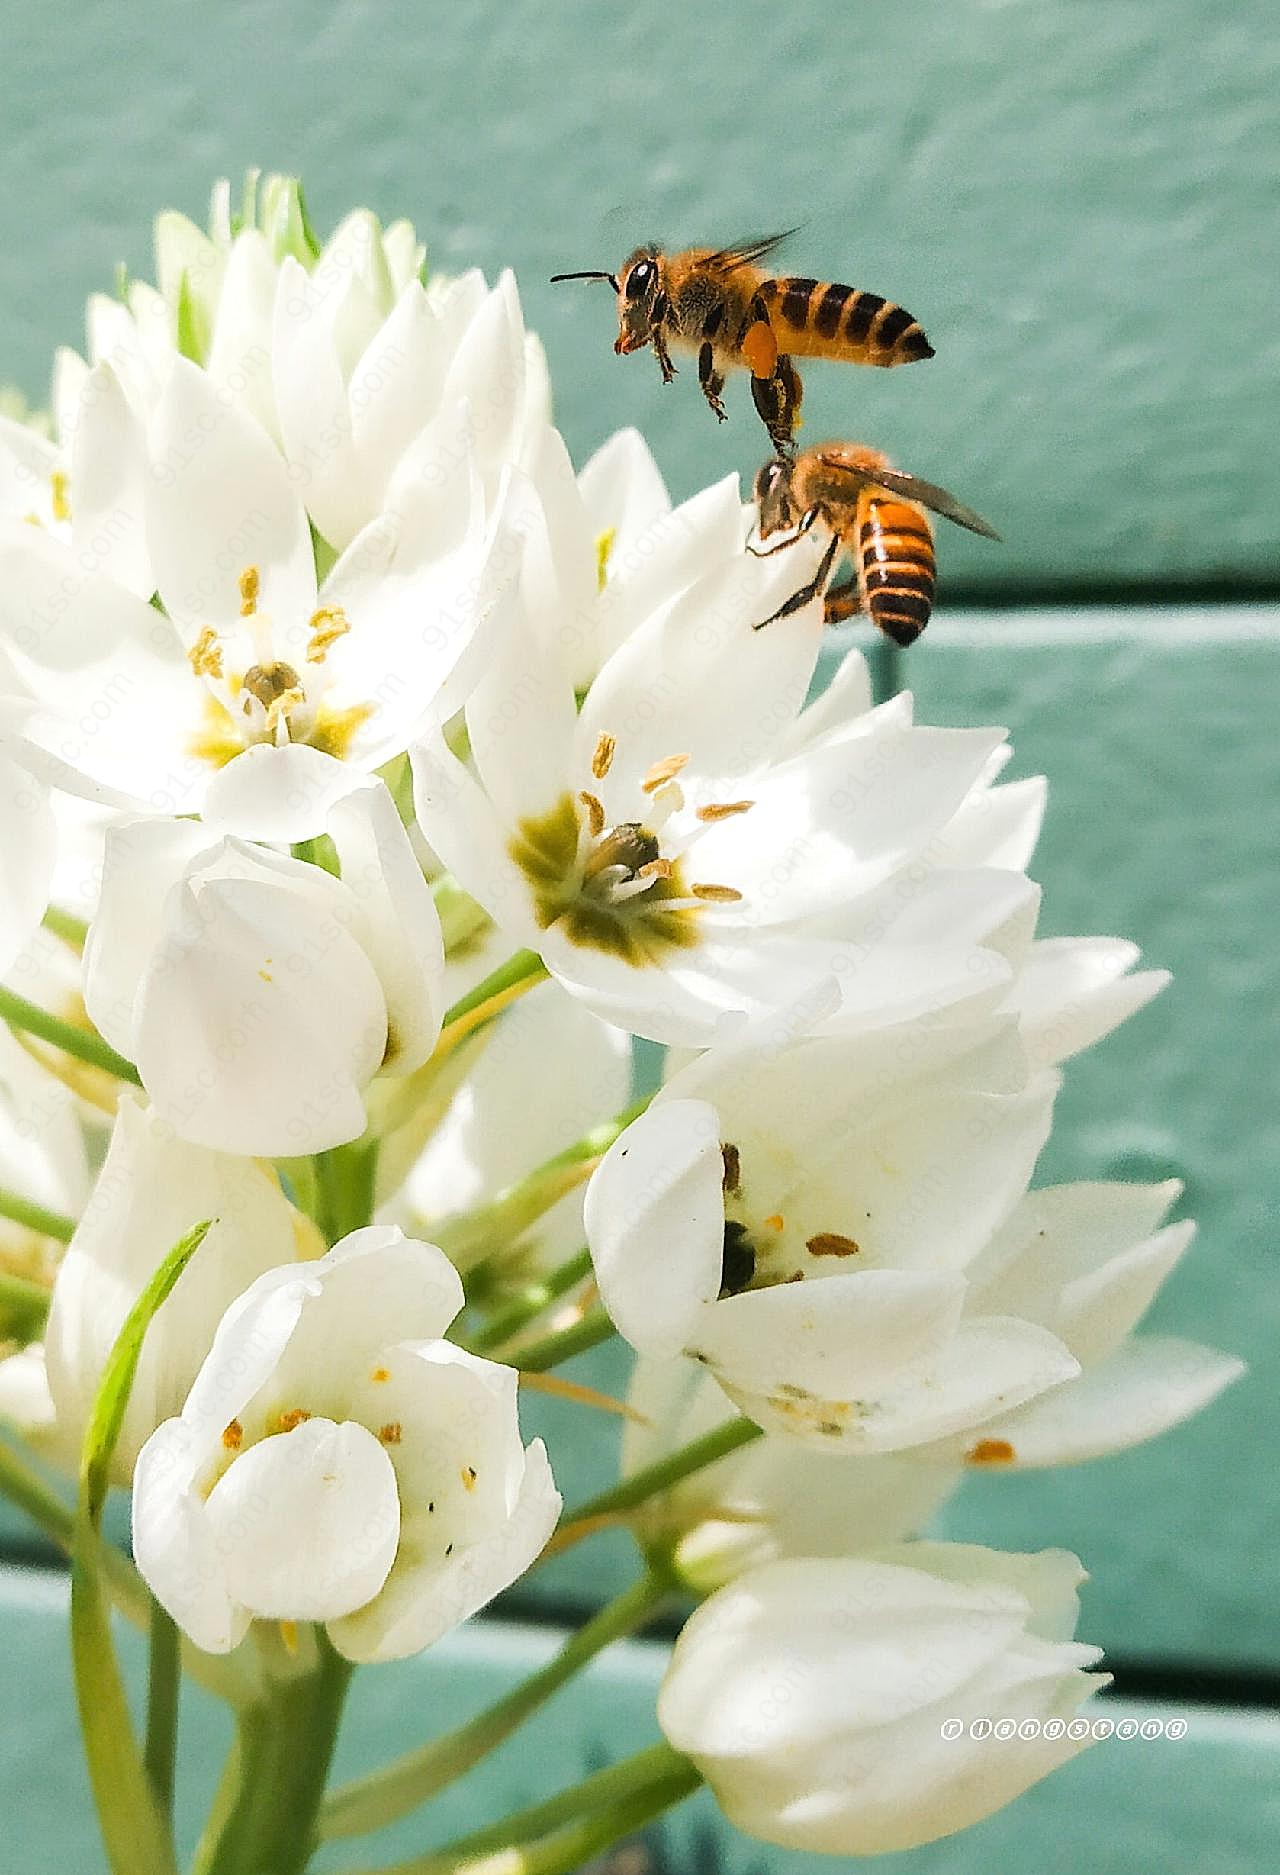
578 790 606 836
306 604 352 664
591 732 616 779
49 469 71 523
691 882 743 902
696 800 755 822
238 566 260 616
188 626 224 680
642 752 691 794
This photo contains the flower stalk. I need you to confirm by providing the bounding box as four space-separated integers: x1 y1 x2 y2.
0 985 142 1085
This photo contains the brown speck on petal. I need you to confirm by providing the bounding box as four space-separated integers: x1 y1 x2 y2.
591 732 616 779
461 1465 478 1491
966 1438 1017 1465
221 1419 243 1450
784 1269 805 1282
807 1232 861 1258
696 800 754 822
641 752 691 793
578 790 606 837
277 1408 311 1433
379 1422 402 1445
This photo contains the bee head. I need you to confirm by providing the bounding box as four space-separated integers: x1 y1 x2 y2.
753 456 798 536
614 248 665 354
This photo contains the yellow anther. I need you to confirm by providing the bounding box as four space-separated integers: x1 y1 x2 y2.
594 527 616 591
578 790 606 837
591 732 616 779
49 470 71 524
187 625 224 680
238 566 261 615
306 604 352 664
641 753 690 794
696 800 755 822
690 882 743 902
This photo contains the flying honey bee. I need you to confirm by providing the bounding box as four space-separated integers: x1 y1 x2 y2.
550 234 933 452
750 443 1000 643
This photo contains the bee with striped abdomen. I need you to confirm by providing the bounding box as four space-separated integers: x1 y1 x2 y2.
550 235 933 452
750 443 1000 643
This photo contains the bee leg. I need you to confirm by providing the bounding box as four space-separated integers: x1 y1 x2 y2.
698 343 728 421
750 355 804 453
746 506 820 557
652 326 677 384
752 530 839 630
822 578 862 625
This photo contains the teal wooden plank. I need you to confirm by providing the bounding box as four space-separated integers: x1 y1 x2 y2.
1 1566 1276 1875
0 1 1275 592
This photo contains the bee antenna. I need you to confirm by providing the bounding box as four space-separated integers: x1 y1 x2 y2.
549 271 621 290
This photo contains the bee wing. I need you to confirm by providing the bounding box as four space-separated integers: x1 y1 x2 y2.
705 229 802 274
843 463 1002 540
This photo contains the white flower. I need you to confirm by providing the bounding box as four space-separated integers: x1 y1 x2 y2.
388 976 632 1272
0 356 514 839
412 535 1013 1043
83 779 444 1153
42 1091 307 1479
133 1226 560 1661
943 1179 1243 1468
658 1545 1107 1854
624 1356 959 1591
0 747 56 977
0 1343 57 1438
585 1019 1081 1450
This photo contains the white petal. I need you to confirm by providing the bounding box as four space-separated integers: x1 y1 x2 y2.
325 780 445 1074
272 256 368 550
971 1335 1245 1465
199 743 365 842
465 582 578 827
0 1344 56 1438
965 1177 1184 1310
410 732 541 946
0 752 55 974
938 774 1047 872
577 427 670 542
84 817 217 1052
1008 936 1168 1067
780 645 874 754
146 357 316 639
205 231 280 440
133 874 384 1153
69 363 154 597
349 283 451 496
1057 1220 1195 1364
585 1099 725 1358
207 1417 400 1620
133 1417 248 1654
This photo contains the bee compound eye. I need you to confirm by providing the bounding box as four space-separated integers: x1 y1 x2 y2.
625 259 654 300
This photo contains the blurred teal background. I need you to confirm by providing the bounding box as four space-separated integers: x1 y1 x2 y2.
1 0 1277 1868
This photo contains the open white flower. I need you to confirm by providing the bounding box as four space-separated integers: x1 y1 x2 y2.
625 1356 959 1591
941 1179 1244 1468
43 1091 307 1480
133 1226 560 1661
586 1020 1081 1449
413 534 1012 1043
83 779 444 1153
658 1546 1107 1854
0 357 514 839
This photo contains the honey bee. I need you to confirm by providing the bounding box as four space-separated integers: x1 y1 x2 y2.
550 234 933 452
750 443 1000 643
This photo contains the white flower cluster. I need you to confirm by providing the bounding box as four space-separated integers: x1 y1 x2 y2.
0 178 1241 1858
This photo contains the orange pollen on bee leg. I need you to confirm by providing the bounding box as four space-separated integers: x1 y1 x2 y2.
807 1232 861 1258
696 800 755 822
277 1408 311 1433
238 566 260 616
221 1419 243 1450
642 752 691 794
742 319 778 379
591 732 616 779
966 1438 1016 1466
188 626 224 680
378 1422 402 1445
461 1465 478 1491
691 883 743 902
578 791 606 837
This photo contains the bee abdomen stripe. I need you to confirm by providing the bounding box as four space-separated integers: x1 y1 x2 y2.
869 589 932 625
844 292 886 344
780 279 819 327
865 569 935 598
872 304 917 350
813 282 854 337
860 521 932 548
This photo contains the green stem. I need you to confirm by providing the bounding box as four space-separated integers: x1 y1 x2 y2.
0 985 142 1085
321 1571 671 1842
439 948 547 1030
351 1741 700 1875
563 1416 763 1528
314 1137 380 1244
144 1598 181 1823
513 1307 615 1373
0 1185 76 1243
42 903 89 948
468 1247 594 1353
0 1267 53 1341
0 1435 247 1706
195 1635 353 1875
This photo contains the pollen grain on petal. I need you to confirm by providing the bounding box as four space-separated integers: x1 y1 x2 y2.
763 1213 785 1231
276 1407 311 1433
594 526 616 591
721 1141 741 1193
371 1366 391 1384
238 565 261 615
221 1419 244 1451
806 1232 861 1258
966 1437 1017 1466
591 732 616 779
378 1422 403 1445
461 1465 478 1491
696 799 755 822
49 469 71 523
